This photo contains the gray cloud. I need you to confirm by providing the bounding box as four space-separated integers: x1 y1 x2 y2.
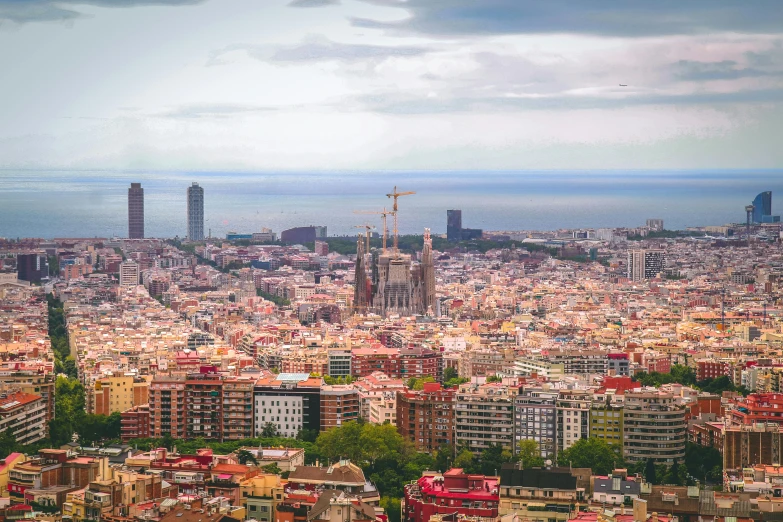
350 88 783 115
211 36 430 64
0 0 205 24
672 60 780 81
156 104 278 119
288 0 340 7
353 0 783 37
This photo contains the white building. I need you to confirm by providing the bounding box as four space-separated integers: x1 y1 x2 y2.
119 261 140 287
627 249 666 281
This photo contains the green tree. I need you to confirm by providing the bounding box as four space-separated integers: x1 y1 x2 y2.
380 497 401 522
236 450 259 466
406 376 435 390
453 448 475 470
262 463 282 474
434 445 453 472
476 444 513 476
644 459 657 484
261 422 279 438
0 430 19 458
557 437 622 475
486 375 502 383
443 367 459 381
516 439 545 468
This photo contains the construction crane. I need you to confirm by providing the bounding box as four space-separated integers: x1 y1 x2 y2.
385 186 415 253
353 224 375 252
354 208 394 254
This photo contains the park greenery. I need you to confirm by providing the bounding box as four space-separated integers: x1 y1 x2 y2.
634 364 749 396
256 289 291 307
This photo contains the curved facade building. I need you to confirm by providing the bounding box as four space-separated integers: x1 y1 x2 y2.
752 191 772 223
623 391 686 464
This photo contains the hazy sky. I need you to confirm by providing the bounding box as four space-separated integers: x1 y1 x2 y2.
1 0 782 170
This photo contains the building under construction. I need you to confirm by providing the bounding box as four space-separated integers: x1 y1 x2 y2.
352 187 435 318
353 229 435 317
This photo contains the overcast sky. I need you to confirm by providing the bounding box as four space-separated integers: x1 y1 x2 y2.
1 0 782 170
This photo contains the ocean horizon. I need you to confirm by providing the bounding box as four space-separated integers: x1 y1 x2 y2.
1 169 781 240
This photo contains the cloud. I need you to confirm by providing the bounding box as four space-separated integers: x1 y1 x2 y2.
352 0 783 37
210 35 430 64
288 0 340 7
0 0 205 24
349 88 783 115
671 59 780 81
155 104 278 119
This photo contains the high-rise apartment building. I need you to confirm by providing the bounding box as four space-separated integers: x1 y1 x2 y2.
623 391 686 464
148 376 187 439
645 219 664 231
454 382 515 451
320 385 360 431
128 183 144 239
187 182 204 241
556 390 590 454
119 261 139 287
514 388 558 459
446 210 462 242
627 249 666 281
397 382 455 454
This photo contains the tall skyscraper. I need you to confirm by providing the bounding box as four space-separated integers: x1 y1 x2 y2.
752 191 772 223
750 191 780 223
627 249 666 281
447 209 462 242
128 183 144 239
187 182 204 241
421 228 435 314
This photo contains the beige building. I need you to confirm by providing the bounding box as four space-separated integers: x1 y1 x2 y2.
455 382 516 451
240 473 284 522
88 373 149 416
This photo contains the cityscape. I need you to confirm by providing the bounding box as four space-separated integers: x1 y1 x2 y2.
2 179 783 522
2 2 783 522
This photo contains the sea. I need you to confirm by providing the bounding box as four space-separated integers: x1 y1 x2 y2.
0 170 781 239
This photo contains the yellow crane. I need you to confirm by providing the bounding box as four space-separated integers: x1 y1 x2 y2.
385 186 415 253
353 224 375 252
354 208 394 254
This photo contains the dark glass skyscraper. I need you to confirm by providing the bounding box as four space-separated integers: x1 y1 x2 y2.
752 191 772 223
447 209 462 242
187 182 204 241
128 183 144 239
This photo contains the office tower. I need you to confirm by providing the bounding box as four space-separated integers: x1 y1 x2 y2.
128 182 144 239
187 182 204 241
16 253 46 283
119 260 140 287
626 249 666 281
646 218 664 231
447 209 462 242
